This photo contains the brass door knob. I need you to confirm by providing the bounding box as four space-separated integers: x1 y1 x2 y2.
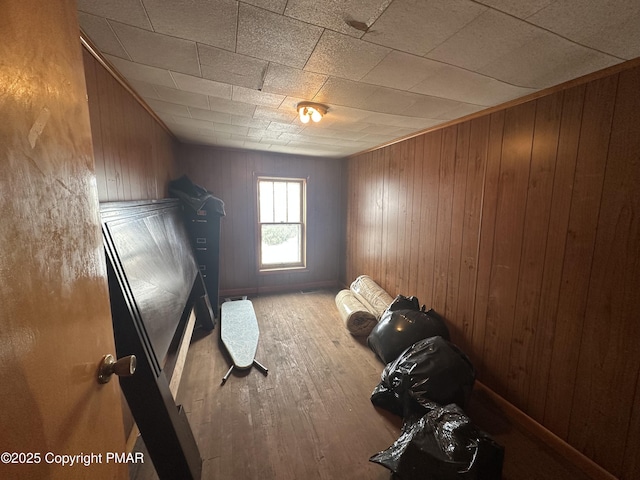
98 354 136 384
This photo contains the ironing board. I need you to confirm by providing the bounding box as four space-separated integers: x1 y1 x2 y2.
220 298 268 384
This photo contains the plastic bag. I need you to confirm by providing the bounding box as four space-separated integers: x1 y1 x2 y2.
371 336 475 417
370 403 504 480
367 296 450 364
169 175 225 214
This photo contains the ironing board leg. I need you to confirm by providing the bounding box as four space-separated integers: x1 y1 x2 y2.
221 365 234 385
253 359 268 376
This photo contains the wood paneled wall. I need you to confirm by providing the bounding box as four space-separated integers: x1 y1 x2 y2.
344 62 640 479
82 49 176 202
176 146 343 295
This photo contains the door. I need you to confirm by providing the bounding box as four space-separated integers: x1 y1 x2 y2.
0 1 127 479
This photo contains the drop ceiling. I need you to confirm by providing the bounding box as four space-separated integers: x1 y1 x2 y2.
78 0 640 158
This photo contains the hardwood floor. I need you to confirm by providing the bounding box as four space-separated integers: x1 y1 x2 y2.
131 289 595 480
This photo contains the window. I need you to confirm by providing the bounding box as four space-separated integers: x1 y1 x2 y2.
257 176 306 271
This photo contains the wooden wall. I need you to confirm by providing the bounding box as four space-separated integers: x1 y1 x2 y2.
82 49 176 201
176 146 343 295
344 61 640 479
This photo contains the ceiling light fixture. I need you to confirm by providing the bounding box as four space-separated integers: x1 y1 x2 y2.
297 102 327 124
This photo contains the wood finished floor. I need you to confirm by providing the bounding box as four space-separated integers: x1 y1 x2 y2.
131 289 593 480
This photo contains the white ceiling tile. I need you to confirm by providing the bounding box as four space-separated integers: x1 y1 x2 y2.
266 122 303 133
253 106 298 123
284 0 393 38
528 0 640 59
426 10 540 73
154 86 210 109
104 55 177 88
434 103 486 121
363 0 486 55
304 31 391 81
142 0 237 51
361 51 442 90
84 0 632 158
477 0 554 19
301 127 367 141
128 80 160 100
242 0 287 14
213 123 250 136
313 77 378 108
189 107 232 123
168 115 214 130
242 141 274 151
77 0 152 29
237 3 323 68
232 86 285 108
478 31 620 89
357 132 399 141
208 97 257 117
110 21 200 76
366 88 427 116
262 64 327 99
230 116 271 129
198 45 268 90
144 98 191 117
248 128 282 139
365 112 441 129
79 13 129 58
171 72 232 99
409 63 536 105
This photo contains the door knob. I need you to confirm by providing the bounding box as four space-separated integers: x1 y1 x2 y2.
98 354 136 384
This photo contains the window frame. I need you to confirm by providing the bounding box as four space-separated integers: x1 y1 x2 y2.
255 175 307 273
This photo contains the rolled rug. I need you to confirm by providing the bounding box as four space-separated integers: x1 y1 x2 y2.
335 289 378 336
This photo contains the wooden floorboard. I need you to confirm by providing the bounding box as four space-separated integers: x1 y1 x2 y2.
131 289 596 480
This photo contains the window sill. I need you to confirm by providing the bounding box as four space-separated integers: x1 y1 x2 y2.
258 266 308 275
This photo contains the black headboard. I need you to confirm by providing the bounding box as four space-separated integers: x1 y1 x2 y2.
101 199 212 480
101 199 199 368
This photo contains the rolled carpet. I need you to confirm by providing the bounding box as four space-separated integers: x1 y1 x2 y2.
335 289 378 336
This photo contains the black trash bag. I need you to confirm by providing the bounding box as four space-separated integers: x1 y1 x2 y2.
387 294 421 312
367 297 450 364
371 336 475 417
370 403 504 480
169 175 226 214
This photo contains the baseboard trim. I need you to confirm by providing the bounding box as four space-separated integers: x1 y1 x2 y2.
220 280 339 298
474 381 617 480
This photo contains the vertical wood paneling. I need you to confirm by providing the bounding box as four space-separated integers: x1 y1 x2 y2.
543 74 618 438
569 67 640 477
456 116 490 357
432 126 457 313
83 50 176 202
415 130 442 308
400 139 416 295
408 136 425 296
343 62 640 479
526 84 586 421
483 101 535 395
446 122 470 341
471 112 504 374
371 149 385 284
507 91 563 408
384 144 401 295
